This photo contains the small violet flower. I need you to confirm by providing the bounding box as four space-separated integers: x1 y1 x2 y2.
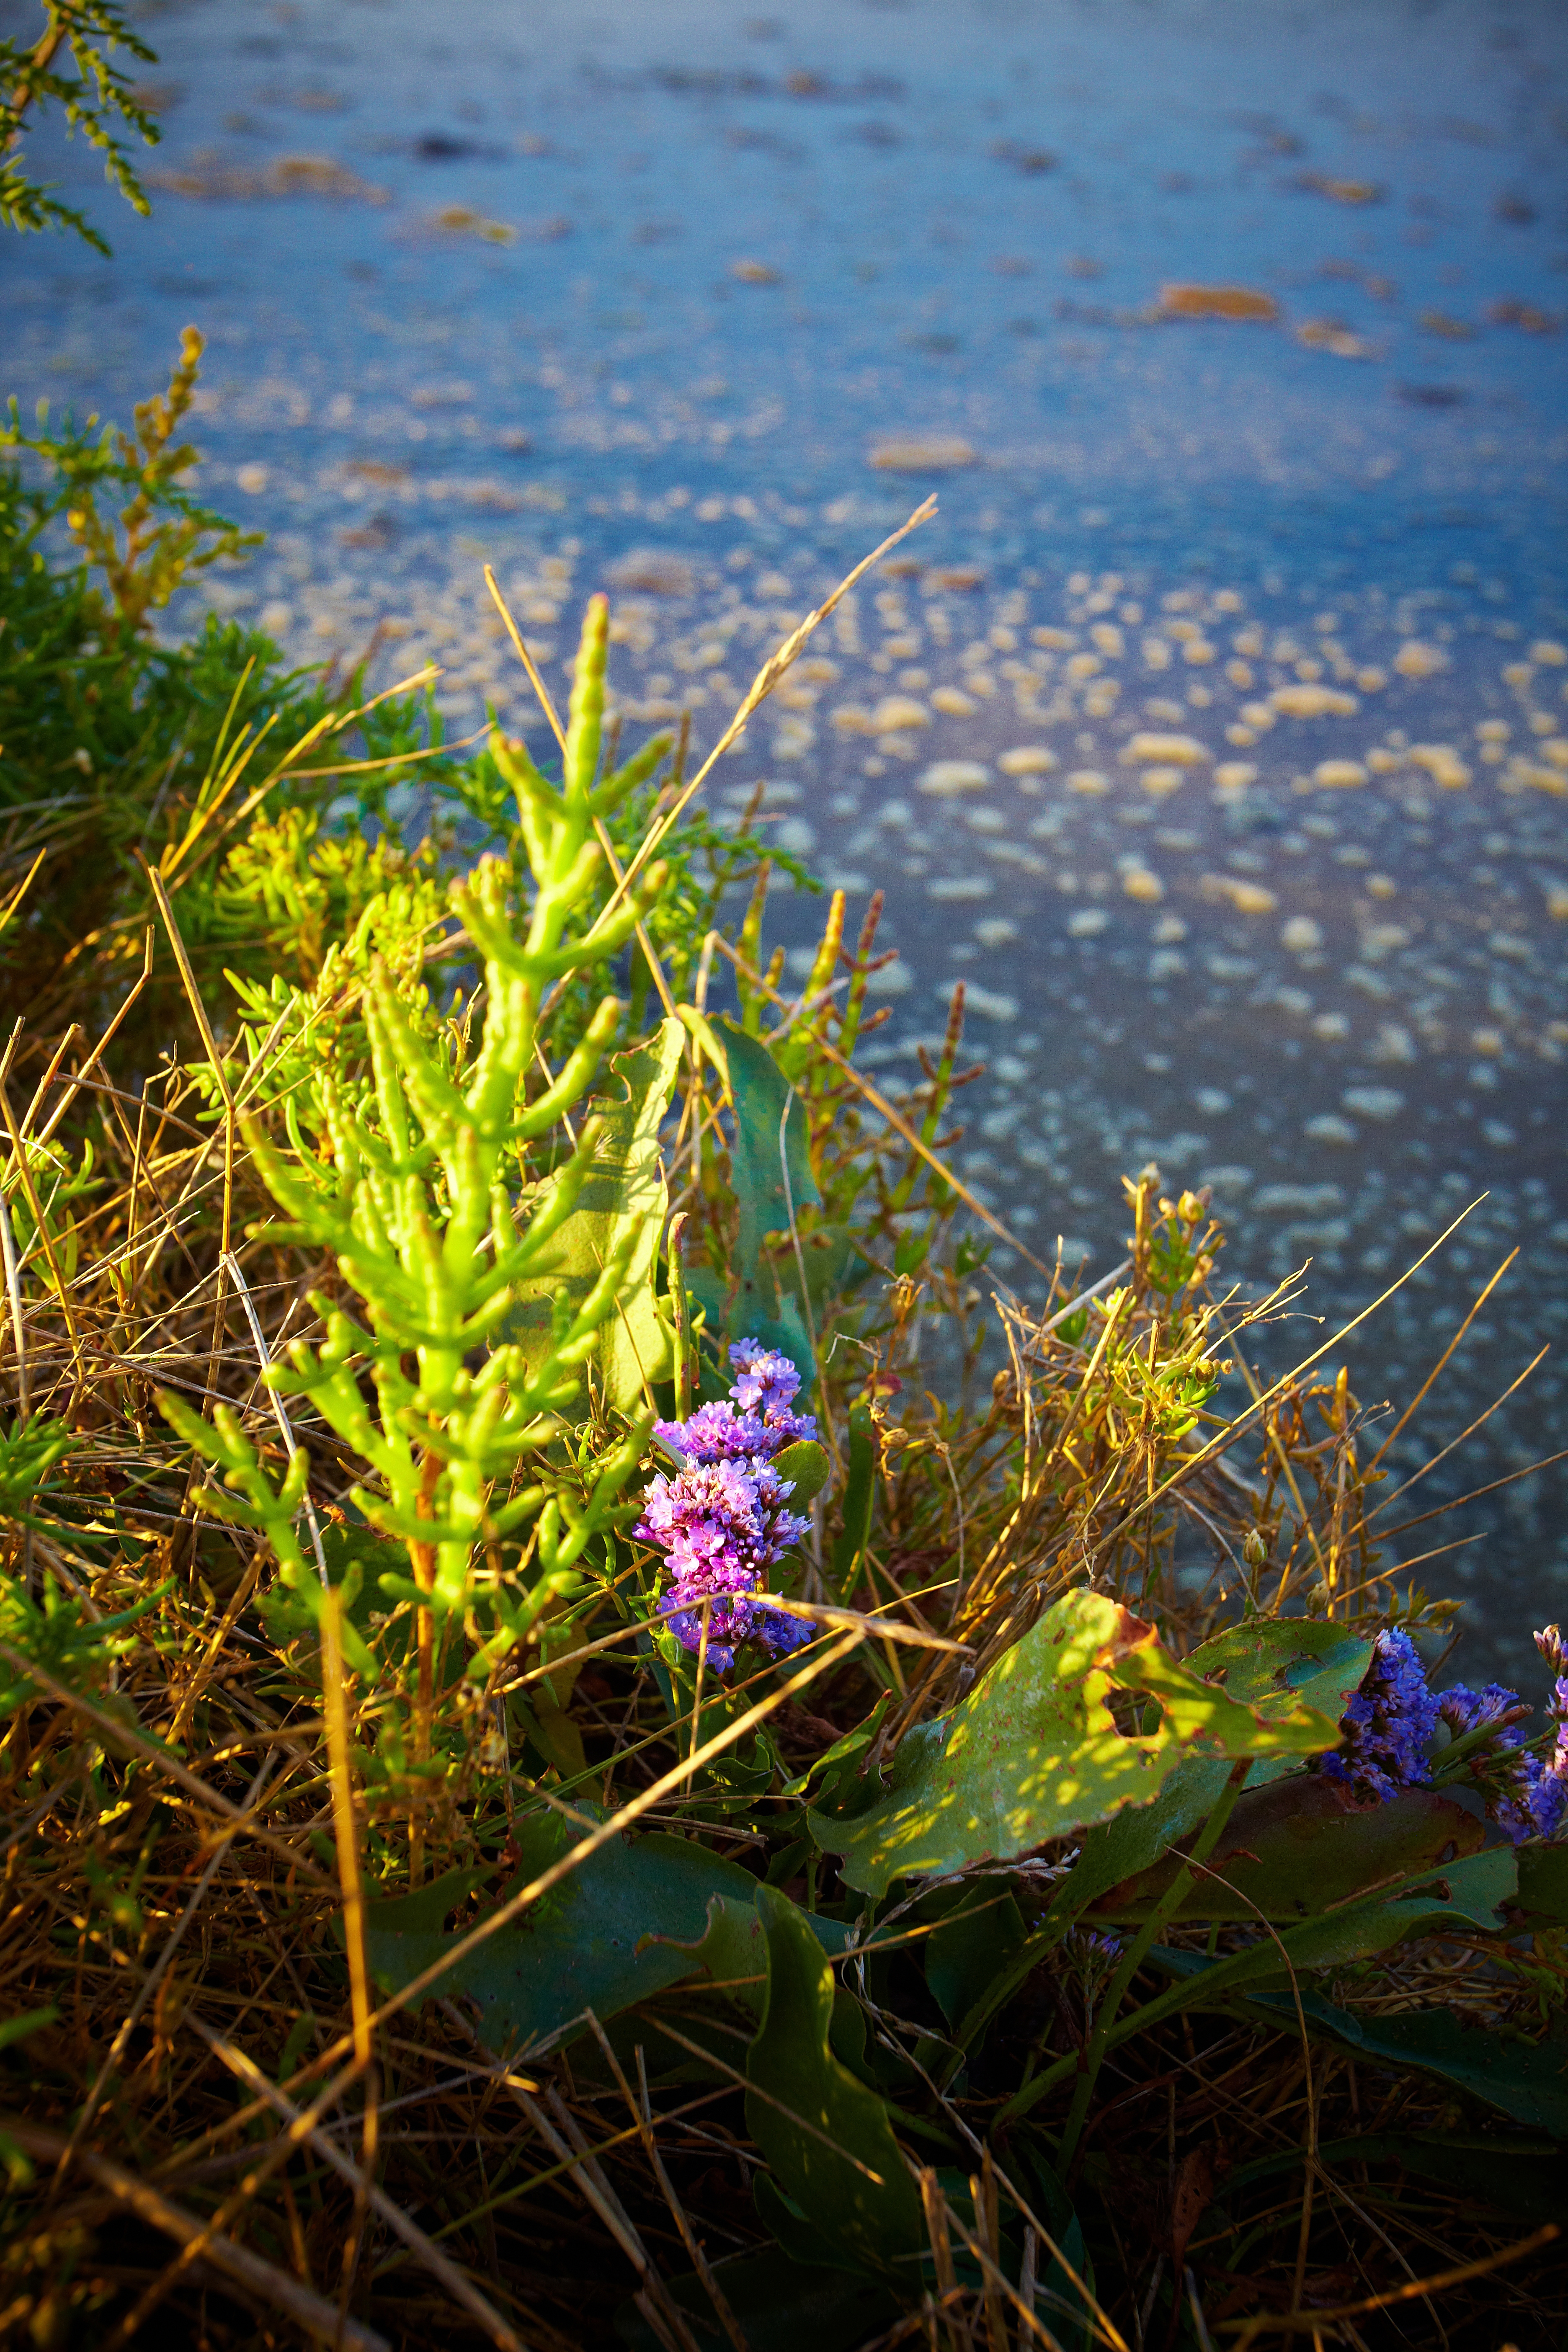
1319 1628 1439 1805
1318 1622 1568 1842
637 1340 818 1674
1434 1681 1551 1844
1074 1929 1124 1965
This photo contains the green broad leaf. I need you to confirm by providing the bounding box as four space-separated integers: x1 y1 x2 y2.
507 1017 684 1413
719 1016 820 1266
682 1260 730 1349
1141 1844 1519 2014
363 1816 754 2053
1057 1617 1376 1917
771 1438 830 1506
1514 1840 1568 1926
831 1400 878 1602
807 1591 1342 1899
612 2246 901 2352
657 1892 774 2015
1183 1617 1375 1787
632 1885 853 2021
697 1017 819 1379
745 1885 926 2280
1249 1842 1518 1969
1225 2132 1568 2226
1147 1955 1568 2136
361 1816 844 2055
1086 1776 1485 1924
1184 1616 1375 1708
925 1886 1026 2031
685 1261 812 1400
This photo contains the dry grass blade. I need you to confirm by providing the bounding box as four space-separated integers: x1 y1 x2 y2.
1082 1195 1489 1572
0 1641 333 1883
753 1594 971 1650
0 2118 392 2352
1223 2225 1558 2337
484 567 567 749
1378 1441 1568 1542
223 1245 328 1582
321 1587 374 2066
608 2027 749 2352
195 2024 531 2352
1364 1247 1519 1476
0 846 49 940
30 926 155 1152
56 1748 280 2174
439 2004 699 2352
1370 1344 1550 1520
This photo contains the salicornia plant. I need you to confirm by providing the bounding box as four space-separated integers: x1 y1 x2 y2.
160 597 677 1872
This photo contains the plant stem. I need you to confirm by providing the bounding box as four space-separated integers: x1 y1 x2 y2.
320 1589 371 2066
408 1447 441 1888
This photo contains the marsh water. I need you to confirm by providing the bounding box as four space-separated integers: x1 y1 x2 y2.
5 0 1568 1679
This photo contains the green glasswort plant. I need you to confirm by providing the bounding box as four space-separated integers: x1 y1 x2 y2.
158 598 681 1872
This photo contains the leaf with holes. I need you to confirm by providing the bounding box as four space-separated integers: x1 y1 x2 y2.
1057 1616 1375 1917
807 1591 1341 1898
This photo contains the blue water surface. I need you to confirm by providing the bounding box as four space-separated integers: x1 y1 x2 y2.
5 0 1567 1675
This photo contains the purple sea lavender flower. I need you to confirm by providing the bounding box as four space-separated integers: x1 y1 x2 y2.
1424 1651 1568 1842
727 1338 799 1414
651 1349 817 1465
754 1602 818 1658
727 1339 819 1448
1309 1622 1567 1839
637 1338 818 1672
1435 1681 1530 1746
1435 1680 1547 1843
1520 1625 1568 1838
1318 1628 1439 1804
1075 1930 1124 1965
652 1400 772 1465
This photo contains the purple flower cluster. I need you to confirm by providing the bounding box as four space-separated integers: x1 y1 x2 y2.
1539 1623 1568 1774
1074 1929 1124 1966
1436 1673 1566 1845
1319 1628 1439 1805
1319 1622 1568 1843
636 1341 819 1674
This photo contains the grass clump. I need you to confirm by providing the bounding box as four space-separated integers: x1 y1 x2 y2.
0 350 1563 2352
